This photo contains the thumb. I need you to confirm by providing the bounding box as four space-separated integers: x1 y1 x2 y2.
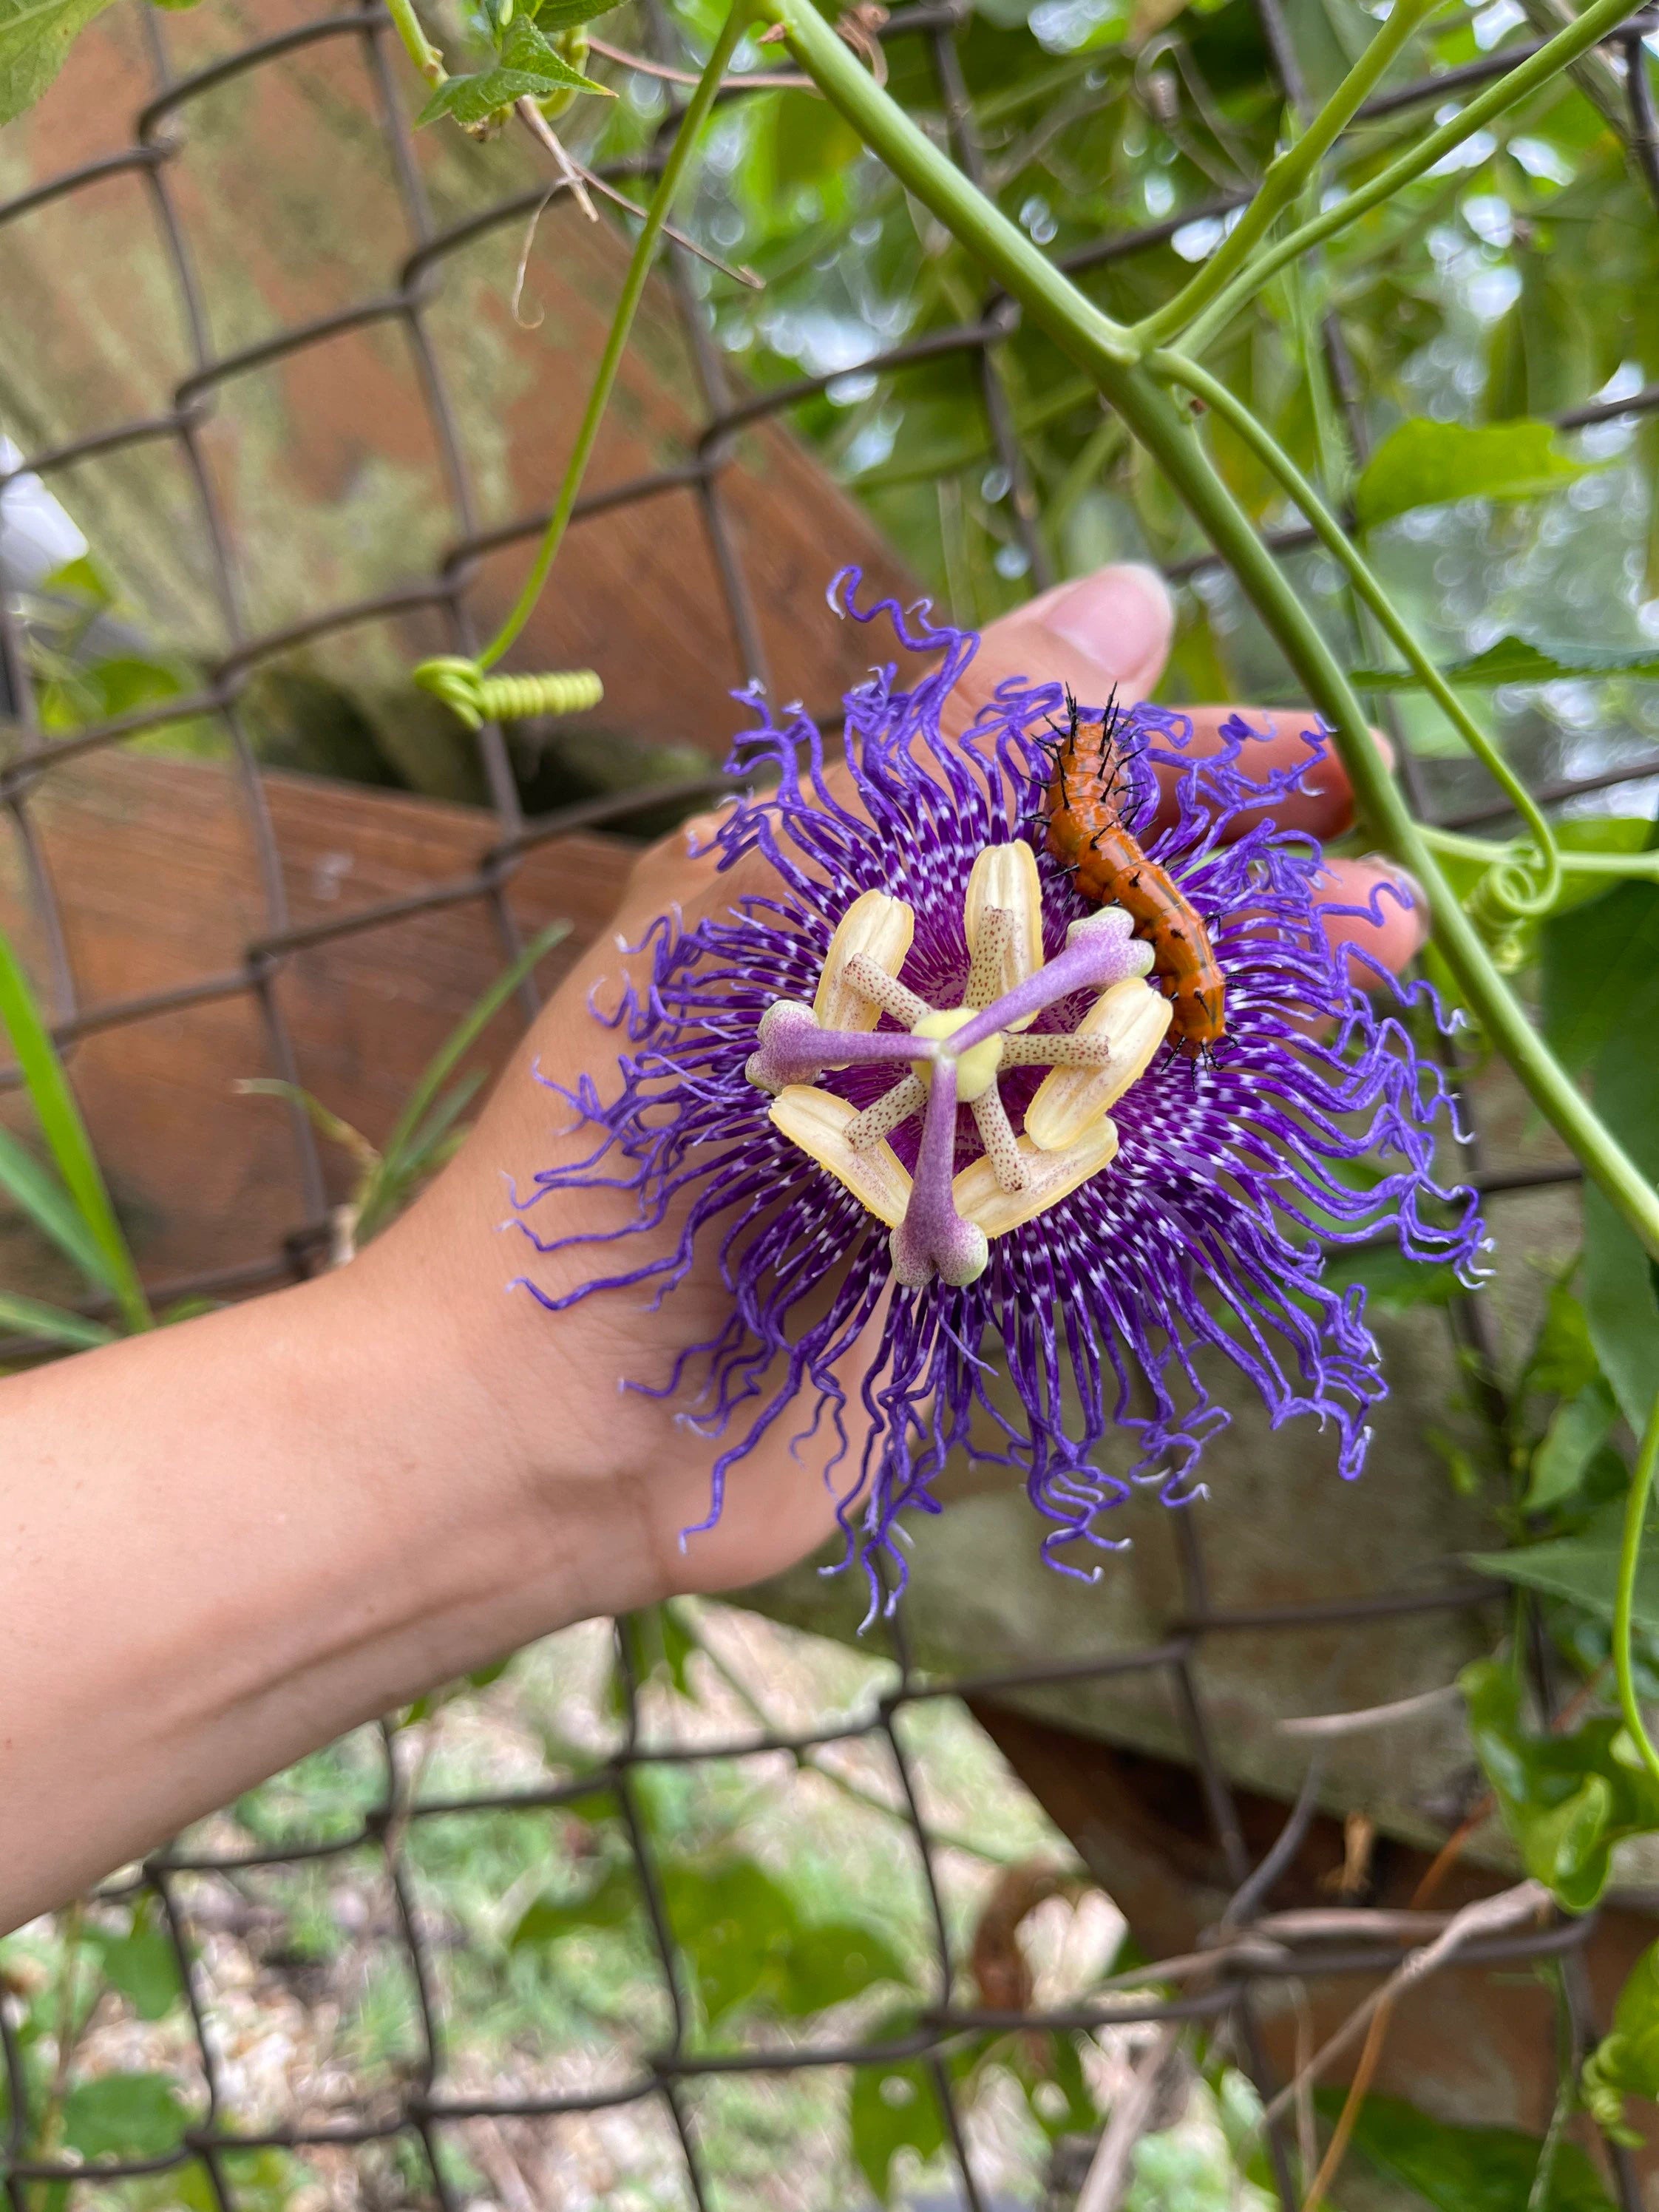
942 563 1174 737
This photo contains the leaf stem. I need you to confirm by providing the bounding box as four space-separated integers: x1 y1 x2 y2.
1172 0 1643 356
385 0 447 86
477 0 755 671
1136 0 1438 349
1615 1394 1659 1790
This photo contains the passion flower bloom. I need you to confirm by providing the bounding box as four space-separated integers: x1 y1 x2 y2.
513 576 1482 1612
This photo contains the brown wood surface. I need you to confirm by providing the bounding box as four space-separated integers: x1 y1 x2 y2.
0 745 637 1306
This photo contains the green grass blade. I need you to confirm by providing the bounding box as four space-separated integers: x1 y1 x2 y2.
0 1122 111 1289
0 1289 119 1351
0 929 152 1331
381 920 571 1174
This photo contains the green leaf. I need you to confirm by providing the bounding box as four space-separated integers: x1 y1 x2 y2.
849 2021 948 2205
1353 417 1594 531
1524 1278 1604 1403
1583 1939 1659 2145
529 0 628 27
0 1288 116 1351
510 1864 639 1948
659 1856 906 2024
92 1916 184 2021
1544 896 1659 1433
1468 1499 1659 1626
416 18 608 125
0 0 118 125
1350 636 1659 692
0 1123 114 1289
1541 879 1659 1079
1326 2087 1615 2211
1459 1655 1659 1911
0 929 150 1331
1526 1381 1621 1512
61 2072 189 2160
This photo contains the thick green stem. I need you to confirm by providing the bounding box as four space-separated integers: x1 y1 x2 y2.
1175 0 1641 356
478 0 753 669
1139 0 1437 348
761 0 1659 1263
1615 1395 1659 1790
1150 346 1561 915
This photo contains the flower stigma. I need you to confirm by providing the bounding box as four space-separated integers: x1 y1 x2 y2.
746 838 1164 1289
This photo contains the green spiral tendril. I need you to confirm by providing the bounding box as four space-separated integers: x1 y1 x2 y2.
413 657 603 731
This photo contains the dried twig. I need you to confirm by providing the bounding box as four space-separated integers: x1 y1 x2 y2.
1074 2024 1185 2212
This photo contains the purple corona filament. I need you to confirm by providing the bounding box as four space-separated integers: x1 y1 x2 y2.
512 570 1486 1619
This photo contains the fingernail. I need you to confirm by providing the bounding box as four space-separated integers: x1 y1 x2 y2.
1034 563 1174 685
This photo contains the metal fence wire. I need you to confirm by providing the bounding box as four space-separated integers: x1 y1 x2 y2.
4 0 1659 2203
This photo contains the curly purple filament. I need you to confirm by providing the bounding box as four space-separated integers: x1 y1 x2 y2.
510 571 1485 1618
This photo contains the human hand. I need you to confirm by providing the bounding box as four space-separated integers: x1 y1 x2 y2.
364 561 1426 1623
0 563 1430 1923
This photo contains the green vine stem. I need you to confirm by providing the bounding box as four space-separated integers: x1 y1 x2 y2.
1137 0 1439 350
1162 0 1643 356
474 0 753 671
1425 829 1659 882
1146 345 1563 923
1615 1394 1659 1790
756 0 1659 1264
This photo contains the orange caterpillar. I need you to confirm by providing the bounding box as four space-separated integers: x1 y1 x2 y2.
1044 693 1225 1059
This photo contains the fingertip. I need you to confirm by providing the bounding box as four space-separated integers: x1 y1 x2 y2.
1316 856 1428 986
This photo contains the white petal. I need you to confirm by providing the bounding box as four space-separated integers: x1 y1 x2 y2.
963 842 1042 1026
954 1118 1119 1237
770 1084 912 1227
1023 979 1172 1152
812 891 915 1032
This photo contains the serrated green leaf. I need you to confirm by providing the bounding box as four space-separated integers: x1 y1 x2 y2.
0 0 117 124
1324 2087 1615 2211
1350 636 1659 691
1354 417 1593 531
416 17 607 124
61 2072 188 2160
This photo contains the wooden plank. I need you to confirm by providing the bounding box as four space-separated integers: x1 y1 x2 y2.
0 745 637 1301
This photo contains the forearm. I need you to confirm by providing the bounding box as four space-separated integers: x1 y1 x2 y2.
0 1251 608 1928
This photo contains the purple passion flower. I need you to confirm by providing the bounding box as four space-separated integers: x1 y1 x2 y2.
512 574 1483 1614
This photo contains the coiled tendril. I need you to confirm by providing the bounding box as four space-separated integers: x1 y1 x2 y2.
413 657 604 731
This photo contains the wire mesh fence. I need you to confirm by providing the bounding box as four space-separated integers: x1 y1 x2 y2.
4 0 1659 2202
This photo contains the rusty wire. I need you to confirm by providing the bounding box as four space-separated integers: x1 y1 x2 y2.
1 0 1658 2203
